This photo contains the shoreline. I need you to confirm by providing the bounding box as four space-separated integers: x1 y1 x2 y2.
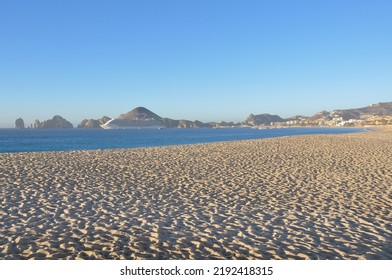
0 126 367 155
1 130 391 259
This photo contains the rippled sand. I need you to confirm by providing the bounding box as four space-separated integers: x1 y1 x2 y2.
1 130 391 259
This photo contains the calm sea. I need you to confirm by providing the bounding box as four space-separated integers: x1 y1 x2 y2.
0 127 364 153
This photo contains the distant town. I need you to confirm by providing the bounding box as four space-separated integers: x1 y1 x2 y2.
274 114 392 127
12 101 392 129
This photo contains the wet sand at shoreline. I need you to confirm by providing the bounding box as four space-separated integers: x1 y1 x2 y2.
1 130 391 259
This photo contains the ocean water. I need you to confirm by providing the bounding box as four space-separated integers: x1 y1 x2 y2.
0 127 364 153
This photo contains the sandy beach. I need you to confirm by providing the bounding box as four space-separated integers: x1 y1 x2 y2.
1 130 391 260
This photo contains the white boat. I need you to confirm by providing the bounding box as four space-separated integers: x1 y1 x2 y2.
101 118 165 129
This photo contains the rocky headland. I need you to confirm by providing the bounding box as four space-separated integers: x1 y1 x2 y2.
77 116 111 129
34 116 73 129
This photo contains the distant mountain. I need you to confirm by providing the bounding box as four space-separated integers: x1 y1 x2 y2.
330 102 392 120
119 107 162 120
245 102 392 127
34 115 73 129
71 101 392 130
244 113 285 126
309 102 392 121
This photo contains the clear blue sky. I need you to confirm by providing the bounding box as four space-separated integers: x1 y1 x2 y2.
1 0 391 127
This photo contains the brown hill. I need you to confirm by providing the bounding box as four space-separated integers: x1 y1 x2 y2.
244 113 285 126
311 102 392 121
119 107 162 120
334 102 392 120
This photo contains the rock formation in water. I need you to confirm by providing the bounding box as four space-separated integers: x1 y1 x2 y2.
34 119 42 129
77 116 111 129
77 119 99 129
34 115 73 129
100 116 111 125
15 118 25 129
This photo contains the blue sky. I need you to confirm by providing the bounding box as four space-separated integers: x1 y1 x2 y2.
1 0 391 127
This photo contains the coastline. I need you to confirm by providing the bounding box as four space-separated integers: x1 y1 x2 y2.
0 126 366 154
1 130 391 259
